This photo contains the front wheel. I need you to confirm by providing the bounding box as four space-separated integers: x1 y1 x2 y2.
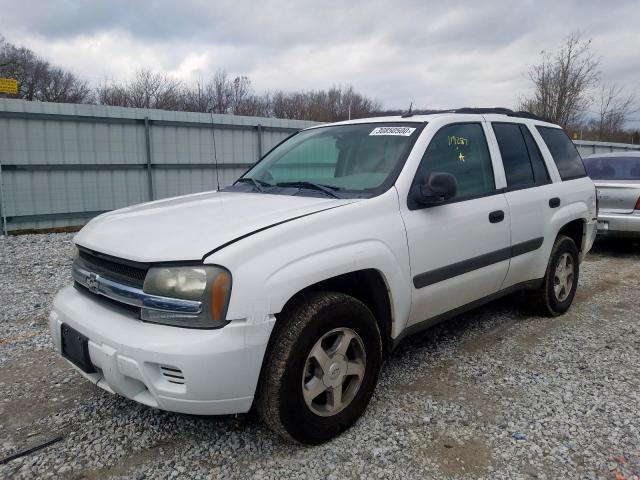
255 291 382 444
528 234 580 316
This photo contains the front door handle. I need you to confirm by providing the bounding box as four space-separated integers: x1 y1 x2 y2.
549 197 561 208
489 210 505 223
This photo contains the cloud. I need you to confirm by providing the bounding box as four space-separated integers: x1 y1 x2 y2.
2 0 639 125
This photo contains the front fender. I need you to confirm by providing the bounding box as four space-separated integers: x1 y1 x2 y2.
262 239 411 334
207 190 412 338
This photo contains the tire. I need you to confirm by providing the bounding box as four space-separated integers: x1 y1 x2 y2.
255 291 382 444
528 235 580 316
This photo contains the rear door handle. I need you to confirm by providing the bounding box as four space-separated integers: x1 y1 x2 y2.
489 210 505 223
549 197 561 208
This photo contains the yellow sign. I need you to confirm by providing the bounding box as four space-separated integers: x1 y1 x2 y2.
0 78 18 94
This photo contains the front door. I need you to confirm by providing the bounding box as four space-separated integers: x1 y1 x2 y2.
401 121 511 327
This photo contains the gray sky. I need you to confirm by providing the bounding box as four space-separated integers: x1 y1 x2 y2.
2 0 639 124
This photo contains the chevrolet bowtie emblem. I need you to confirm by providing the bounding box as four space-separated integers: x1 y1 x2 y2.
86 272 100 293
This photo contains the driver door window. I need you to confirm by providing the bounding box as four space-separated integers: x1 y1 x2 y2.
414 123 495 202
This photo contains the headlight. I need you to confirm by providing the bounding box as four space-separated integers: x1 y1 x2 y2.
140 266 232 328
144 267 208 300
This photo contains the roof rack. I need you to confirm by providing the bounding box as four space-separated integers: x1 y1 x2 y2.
412 108 551 123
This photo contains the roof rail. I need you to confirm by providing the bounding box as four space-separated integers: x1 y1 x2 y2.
415 108 552 123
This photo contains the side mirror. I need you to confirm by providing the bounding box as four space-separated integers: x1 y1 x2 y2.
411 172 457 207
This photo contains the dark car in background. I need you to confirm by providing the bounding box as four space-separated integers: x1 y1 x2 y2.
584 152 640 238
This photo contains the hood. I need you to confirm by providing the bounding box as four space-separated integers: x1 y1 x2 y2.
75 191 354 262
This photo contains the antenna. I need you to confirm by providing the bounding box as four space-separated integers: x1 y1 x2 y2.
401 102 413 118
209 109 220 191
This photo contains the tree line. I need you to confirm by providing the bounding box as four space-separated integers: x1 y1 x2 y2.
1 33 637 141
0 36 381 122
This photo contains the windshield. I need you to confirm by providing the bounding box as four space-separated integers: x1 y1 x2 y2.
584 156 640 180
228 123 422 198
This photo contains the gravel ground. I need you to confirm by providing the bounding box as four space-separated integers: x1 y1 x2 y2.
1 233 639 480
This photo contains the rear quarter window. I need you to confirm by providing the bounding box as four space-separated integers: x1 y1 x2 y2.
536 126 586 180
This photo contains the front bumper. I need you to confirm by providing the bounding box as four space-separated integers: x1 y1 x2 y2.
596 211 640 238
49 285 275 415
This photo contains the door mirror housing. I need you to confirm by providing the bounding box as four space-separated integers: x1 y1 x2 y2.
411 172 457 207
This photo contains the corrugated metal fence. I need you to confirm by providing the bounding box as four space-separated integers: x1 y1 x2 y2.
574 139 640 157
0 99 318 233
1 99 639 234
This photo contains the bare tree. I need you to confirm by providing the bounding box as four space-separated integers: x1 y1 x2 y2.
179 72 267 115
270 85 381 121
589 83 637 140
233 92 271 117
39 67 93 103
181 79 214 112
96 80 128 106
208 71 231 113
229 75 251 112
128 69 182 110
208 72 253 114
519 33 600 128
0 36 92 103
98 69 183 110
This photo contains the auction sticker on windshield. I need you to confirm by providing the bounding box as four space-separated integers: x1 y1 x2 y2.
369 126 416 136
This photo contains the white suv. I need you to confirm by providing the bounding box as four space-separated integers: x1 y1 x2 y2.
49 109 597 444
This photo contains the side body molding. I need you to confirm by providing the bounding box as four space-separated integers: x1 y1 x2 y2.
413 237 544 289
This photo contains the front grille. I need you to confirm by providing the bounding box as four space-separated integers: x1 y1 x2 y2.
74 282 140 316
77 248 148 288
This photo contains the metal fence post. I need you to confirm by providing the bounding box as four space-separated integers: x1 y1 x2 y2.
0 160 7 236
144 116 154 201
257 124 263 160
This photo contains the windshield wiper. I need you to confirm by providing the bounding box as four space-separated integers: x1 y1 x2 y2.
275 181 342 199
235 177 273 192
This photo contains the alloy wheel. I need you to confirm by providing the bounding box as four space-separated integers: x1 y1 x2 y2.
553 252 574 302
301 327 366 417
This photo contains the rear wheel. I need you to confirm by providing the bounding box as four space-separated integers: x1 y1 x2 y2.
255 291 382 444
528 235 580 316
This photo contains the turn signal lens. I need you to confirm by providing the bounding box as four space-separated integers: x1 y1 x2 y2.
211 271 231 321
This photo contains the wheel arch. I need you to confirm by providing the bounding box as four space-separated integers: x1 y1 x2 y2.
557 218 587 256
276 269 394 356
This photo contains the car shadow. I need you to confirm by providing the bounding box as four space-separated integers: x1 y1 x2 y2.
590 237 640 259
390 291 531 359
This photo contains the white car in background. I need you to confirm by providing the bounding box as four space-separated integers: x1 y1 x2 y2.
583 152 640 238
50 108 597 444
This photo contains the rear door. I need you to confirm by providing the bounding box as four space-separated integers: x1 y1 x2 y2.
486 120 556 288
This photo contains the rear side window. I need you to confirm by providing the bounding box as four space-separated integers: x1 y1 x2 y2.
536 126 586 180
492 123 535 188
415 123 495 201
